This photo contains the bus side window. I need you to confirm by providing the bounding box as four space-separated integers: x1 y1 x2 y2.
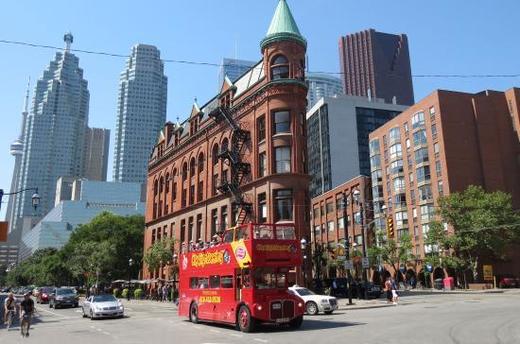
198 277 209 289
190 277 199 289
221 276 233 288
209 275 220 289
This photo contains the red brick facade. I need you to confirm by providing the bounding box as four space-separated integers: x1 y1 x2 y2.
143 23 309 280
369 88 520 280
310 176 372 278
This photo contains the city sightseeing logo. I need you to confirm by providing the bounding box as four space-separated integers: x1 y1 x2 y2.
235 246 247 260
191 250 230 268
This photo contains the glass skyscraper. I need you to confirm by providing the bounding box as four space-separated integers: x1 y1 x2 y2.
306 73 343 109
12 33 90 234
113 44 167 183
218 58 257 86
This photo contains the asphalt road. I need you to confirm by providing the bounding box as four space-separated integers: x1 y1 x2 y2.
1 291 519 344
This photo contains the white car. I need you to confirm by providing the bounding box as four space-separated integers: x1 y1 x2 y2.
82 294 124 319
288 285 338 315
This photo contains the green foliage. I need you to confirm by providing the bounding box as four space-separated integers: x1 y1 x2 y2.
5 212 144 287
113 288 120 298
368 232 415 277
143 238 175 274
134 288 143 299
121 288 129 299
426 185 520 281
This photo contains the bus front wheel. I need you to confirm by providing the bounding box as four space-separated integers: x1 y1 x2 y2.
189 303 199 324
237 305 255 333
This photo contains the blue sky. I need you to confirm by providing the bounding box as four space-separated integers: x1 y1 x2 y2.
1 0 519 217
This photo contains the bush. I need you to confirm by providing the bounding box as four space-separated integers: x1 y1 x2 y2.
113 288 120 298
134 288 143 299
121 288 129 299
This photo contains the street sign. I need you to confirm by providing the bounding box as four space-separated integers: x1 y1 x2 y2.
361 257 370 268
344 260 353 270
483 265 493 281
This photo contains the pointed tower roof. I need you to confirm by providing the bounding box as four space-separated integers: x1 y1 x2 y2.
260 0 306 50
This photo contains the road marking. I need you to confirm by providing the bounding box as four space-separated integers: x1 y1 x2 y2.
210 329 222 333
35 306 71 318
254 339 268 343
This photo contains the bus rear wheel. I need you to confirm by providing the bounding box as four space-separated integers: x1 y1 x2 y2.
237 305 255 333
189 303 199 324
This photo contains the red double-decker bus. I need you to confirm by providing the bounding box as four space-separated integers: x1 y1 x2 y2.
178 223 305 332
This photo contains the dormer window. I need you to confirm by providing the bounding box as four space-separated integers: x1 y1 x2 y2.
271 55 289 80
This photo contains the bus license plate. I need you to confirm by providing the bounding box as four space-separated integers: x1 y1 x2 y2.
275 318 290 323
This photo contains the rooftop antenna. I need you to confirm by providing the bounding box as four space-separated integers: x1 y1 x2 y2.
64 32 73 52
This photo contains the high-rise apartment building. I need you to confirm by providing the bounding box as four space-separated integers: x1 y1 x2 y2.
218 58 257 86
113 44 167 184
306 73 343 109
306 95 406 198
369 88 520 279
339 29 415 106
12 33 90 236
143 0 309 282
83 127 110 181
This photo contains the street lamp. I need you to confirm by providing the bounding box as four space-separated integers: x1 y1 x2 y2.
172 254 178 303
353 188 369 300
128 258 134 301
342 191 354 305
0 187 40 211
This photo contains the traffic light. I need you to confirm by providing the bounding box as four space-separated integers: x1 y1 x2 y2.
386 216 394 238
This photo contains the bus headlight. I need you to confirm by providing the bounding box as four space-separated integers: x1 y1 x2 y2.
298 302 303 308
257 305 263 311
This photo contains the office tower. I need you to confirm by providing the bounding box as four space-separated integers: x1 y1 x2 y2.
113 44 167 184
13 33 89 235
339 29 415 105
83 127 110 181
306 95 407 198
218 58 257 86
306 73 343 109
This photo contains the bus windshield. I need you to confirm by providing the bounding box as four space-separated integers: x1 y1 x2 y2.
253 268 287 289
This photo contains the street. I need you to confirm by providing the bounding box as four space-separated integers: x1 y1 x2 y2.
1 291 519 344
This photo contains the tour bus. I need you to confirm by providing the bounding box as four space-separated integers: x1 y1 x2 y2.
178 223 305 332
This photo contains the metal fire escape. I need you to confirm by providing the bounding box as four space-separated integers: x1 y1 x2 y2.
208 106 252 225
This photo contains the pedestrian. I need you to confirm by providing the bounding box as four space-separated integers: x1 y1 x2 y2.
384 277 392 304
162 284 168 302
391 278 399 305
157 285 162 302
19 292 34 338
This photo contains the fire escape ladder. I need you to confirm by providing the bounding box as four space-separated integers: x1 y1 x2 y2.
209 106 252 225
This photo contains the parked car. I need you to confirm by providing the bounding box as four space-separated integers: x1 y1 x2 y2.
498 275 520 288
82 294 124 319
49 287 79 308
288 285 338 315
36 287 54 304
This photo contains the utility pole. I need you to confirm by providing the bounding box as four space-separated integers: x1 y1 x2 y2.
343 192 353 305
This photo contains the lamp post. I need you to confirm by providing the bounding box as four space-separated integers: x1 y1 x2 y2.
172 254 178 303
342 191 353 305
353 189 369 300
300 238 307 287
128 258 134 301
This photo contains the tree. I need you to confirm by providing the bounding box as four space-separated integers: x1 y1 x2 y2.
143 238 175 276
368 232 415 279
428 185 520 282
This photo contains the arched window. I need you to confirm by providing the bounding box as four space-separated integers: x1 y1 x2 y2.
182 162 188 181
165 173 170 193
212 144 219 165
222 138 229 152
198 153 204 173
153 179 159 196
159 176 164 193
190 158 196 178
271 55 289 80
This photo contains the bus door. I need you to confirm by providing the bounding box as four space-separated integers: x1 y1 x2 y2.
215 274 235 323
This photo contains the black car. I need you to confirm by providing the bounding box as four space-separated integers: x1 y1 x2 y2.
49 287 79 309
